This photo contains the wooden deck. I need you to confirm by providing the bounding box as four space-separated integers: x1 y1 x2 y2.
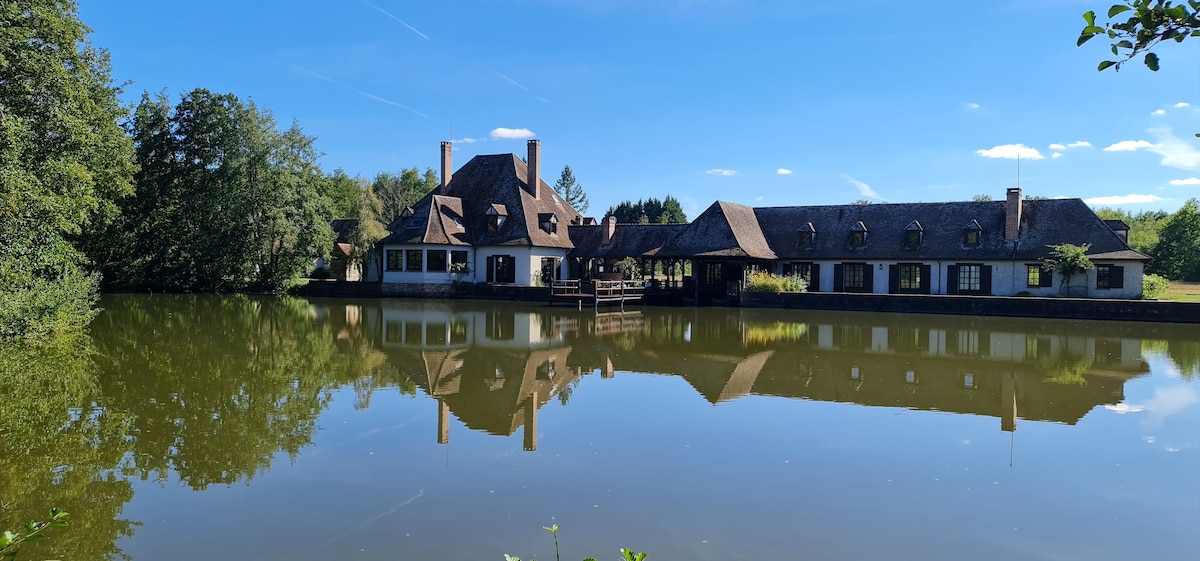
549 279 645 309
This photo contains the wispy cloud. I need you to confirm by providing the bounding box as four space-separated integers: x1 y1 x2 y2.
1147 128 1200 171
705 169 736 176
453 137 481 144
1174 102 1191 108
776 168 793 175
976 144 1044 160
755 196 764 201
490 127 535 140
966 102 980 110
1049 143 1066 150
1169 177 1200 185
292 65 432 120
362 0 429 39
1152 109 1166 116
1052 152 1063 158
1104 140 1154 152
1105 403 1145 414
843 174 884 201
1068 140 1092 148
1084 194 1166 205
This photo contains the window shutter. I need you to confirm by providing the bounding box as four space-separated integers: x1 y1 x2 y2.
1111 265 1124 288
782 263 793 276
486 256 495 283
921 265 932 294
863 264 875 293
809 264 821 292
1040 266 1054 287
888 265 900 294
947 265 959 295
981 265 993 295
833 264 844 292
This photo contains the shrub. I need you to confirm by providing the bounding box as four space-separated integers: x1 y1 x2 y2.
1141 273 1170 299
744 271 808 293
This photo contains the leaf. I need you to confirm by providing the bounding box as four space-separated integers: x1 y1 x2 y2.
1082 25 1106 34
1144 52 1160 71
1078 33 1096 46
24 534 45 542
504 555 521 561
1083 10 1097 26
1098 60 1118 71
1108 4 1133 17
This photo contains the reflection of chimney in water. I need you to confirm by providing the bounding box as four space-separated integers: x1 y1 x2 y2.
602 356 614 379
523 390 538 451
438 399 450 444
1001 372 1017 433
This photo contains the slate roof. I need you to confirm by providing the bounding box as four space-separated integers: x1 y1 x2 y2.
381 154 582 249
568 223 690 259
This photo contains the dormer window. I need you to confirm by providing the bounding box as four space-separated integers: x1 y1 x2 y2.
798 222 816 249
401 207 414 218
904 221 924 249
850 221 868 248
538 213 558 235
486 204 508 233
962 219 982 247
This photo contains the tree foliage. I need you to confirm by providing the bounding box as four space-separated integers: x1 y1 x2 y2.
604 196 687 224
553 165 589 214
1078 1 1200 71
1153 198 1200 281
1093 207 1169 255
85 89 335 292
1044 243 1096 292
322 168 365 219
373 167 438 225
0 0 135 338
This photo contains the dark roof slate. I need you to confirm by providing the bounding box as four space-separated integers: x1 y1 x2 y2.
568 223 690 259
658 201 776 259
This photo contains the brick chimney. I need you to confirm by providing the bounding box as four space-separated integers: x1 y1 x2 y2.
1005 187 1022 241
526 139 540 199
602 215 616 245
440 141 452 194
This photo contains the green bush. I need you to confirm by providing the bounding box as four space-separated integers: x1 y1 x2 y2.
744 271 808 293
1141 273 1170 299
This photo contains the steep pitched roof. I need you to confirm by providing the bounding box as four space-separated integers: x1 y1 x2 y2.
1013 199 1149 261
658 201 776 259
381 153 583 249
568 223 690 259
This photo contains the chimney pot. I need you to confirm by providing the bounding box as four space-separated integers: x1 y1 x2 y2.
526 139 540 199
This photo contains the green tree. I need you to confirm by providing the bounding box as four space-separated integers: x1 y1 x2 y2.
971 194 994 202
1078 1 1199 71
604 196 687 224
1044 243 1096 294
850 199 872 205
553 165 590 213
1153 198 1200 280
1094 207 1169 257
0 0 136 338
374 167 438 225
322 168 365 219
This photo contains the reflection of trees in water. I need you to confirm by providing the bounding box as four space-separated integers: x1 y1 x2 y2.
1143 338 1200 380
0 335 137 561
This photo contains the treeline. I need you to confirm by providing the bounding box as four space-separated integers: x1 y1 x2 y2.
1096 198 1200 281
604 195 687 224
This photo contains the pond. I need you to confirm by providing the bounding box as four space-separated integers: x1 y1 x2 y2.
2 295 1197 560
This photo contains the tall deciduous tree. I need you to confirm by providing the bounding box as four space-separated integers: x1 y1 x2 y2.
553 165 589 213
321 168 365 219
373 167 438 225
604 196 688 224
0 0 136 338
1153 198 1200 281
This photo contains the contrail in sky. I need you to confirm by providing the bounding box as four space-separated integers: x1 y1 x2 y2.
293 65 434 120
362 0 430 39
494 71 528 90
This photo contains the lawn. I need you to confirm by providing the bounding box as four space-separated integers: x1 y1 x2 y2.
1163 280 1200 303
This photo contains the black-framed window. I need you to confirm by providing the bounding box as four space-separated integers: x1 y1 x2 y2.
1096 265 1124 289
1027 264 1053 288
487 215 503 232
904 231 921 248
427 250 447 272
958 264 981 292
844 263 865 290
964 230 980 246
494 255 515 283
899 264 922 290
386 250 403 271
850 231 866 248
451 250 468 272
405 249 423 272
798 231 814 249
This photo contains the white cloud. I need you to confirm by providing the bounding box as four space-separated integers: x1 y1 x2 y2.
453 137 480 144
1152 109 1166 116
966 102 980 110
1052 152 1063 158
1068 141 1092 148
1083 194 1166 205
490 127 535 140
1147 128 1200 171
842 174 884 201
1104 140 1154 152
975 144 1044 160
1174 102 1190 108
705 169 736 176
1105 403 1145 415
1169 177 1200 185
776 168 793 175
1049 143 1066 150
755 196 764 201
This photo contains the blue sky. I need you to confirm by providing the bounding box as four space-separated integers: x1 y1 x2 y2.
80 0 1199 218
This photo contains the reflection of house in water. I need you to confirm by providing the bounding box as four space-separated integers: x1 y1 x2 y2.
344 301 1153 447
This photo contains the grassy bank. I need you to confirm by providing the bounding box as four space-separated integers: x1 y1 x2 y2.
1163 281 1200 303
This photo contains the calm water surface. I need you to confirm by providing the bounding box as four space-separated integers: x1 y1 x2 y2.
2 295 1198 560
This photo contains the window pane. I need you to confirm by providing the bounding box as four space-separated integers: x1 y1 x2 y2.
900 264 921 289
845 264 864 289
1097 265 1111 288
1026 265 1040 287
406 249 423 272
427 250 447 272
958 265 981 291
386 250 403 271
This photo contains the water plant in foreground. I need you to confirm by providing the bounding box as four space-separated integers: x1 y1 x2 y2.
505 524 647 561
1 509 69 559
